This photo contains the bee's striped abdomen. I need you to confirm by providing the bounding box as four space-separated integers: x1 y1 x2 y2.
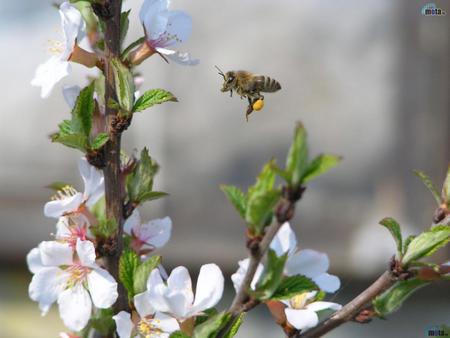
258 76 281 92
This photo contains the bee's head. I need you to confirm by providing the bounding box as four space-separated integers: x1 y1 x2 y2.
215 66 236 92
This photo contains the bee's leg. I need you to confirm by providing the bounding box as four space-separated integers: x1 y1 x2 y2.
246 97 254 121
230 89 233 97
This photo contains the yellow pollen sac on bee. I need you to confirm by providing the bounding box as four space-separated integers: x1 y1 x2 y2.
252 99 264 111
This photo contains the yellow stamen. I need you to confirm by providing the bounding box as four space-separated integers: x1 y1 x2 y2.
290 293 309 309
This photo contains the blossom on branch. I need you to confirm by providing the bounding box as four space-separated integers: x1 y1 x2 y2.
27 239 118 331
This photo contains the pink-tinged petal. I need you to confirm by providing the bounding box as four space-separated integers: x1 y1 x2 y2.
313 273 341 293
139 0 169 38
154 312 180 333
76 239 97 267
306 301 342 313
87 268 118 308
160 11 192 47
44 192 83 218
270 222 297 257
285 308 319 331
147 269 171 313
58 283 92 331
140 217 172 248
285 249 329 278
124 209 141 236
59 2 83 60
29 266 69 315
191 264 224 315
39 241 73 266
56 217 72 238
113 311 134 338
27 247 44 274
62 85 81 108
167 266 194 305
134 291 154 318
164 50 199 66
31 56 71 98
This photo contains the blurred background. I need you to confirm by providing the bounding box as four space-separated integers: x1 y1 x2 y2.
0 0 449 337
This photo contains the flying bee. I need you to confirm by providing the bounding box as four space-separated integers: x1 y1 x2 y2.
215 66 281 121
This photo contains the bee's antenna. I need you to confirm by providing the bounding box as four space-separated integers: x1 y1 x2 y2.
214 65 225 79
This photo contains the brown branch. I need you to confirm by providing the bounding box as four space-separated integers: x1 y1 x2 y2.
293 271 394 338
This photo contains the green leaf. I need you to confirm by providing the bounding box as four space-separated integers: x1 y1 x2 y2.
121 36 146 60
90 308 115 335
94 74 106 108
414 170 441 206
379 217 403 256
220 185 247 218
170 332 191 338
120 10 130 46
286 123 308 186
403 235 415 254
133 255 161 295
195 308 219 326
271 275 317 300
111 58 135 113
90 197 106 223
302 154 341 183
223 313 245 338
443 166 450 208
119 250 140 298
90 218 117 238
373 278 429 316
126 148 159 204
192 312 231 338
245 189 281 234
57 120 74 136
91 133 109 150
137 191 168 204
248 160 277 199
133 89 178 112
71 83 94 137
402 225 450 266
252 249 288 300
51 133 89 152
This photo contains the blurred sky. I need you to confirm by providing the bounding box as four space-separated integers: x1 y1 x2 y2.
0 0 448 337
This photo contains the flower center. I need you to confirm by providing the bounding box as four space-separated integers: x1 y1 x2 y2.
137 318 163 338
290 293 309 310
51 185 78 201
47 39 65 54
66 264 90 287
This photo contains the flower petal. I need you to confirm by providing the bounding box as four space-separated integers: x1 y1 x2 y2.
147 269 171 313
161 49 199 66
167 266 194 305
56 217 72 238
154 312 180 333
59 2 84 59
27 247 44 274
58 283 92 331
270 222 297 257
113 311 133 338
285 249 329 278
231 258 263 292
123 209 141 236
313 273 341 293
139 217 172 248
306 301 342 313
161 10 192 47
139 0 169 38
62 85 81 108
191 264 224 315
285 308 319 331
134 291 155 318
39 241 73 266
44 192 84 218
76 239 97 267
29 266 69 315
87 268 118 308
31 56 71 98
78 158 104 206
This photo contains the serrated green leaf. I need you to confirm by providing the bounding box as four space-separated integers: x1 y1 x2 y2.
51 133 89 152
193 312 230 338
252 249 288 300
90 308 115 335
119 250 140 298
379 217 403 256
220 185 247 218
58 120 74 136
91 218 117 238
126 148 159 204
94 74 106 108
195 308 219 326
111 58 135 113
248 160 277 199
91 133 109 150
414 170 441 206
71 83 94 137
133 255 161 295
443 166 450 208
137 191 168 203
286 123 308 186
402 225 450 266
403 235 415 254
120 10 130 46
223 313 245 338
271 275 317 300
132 89 178 112
245 190 281 234
373 278 429 316
170 332 191 338
302 154 341 183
